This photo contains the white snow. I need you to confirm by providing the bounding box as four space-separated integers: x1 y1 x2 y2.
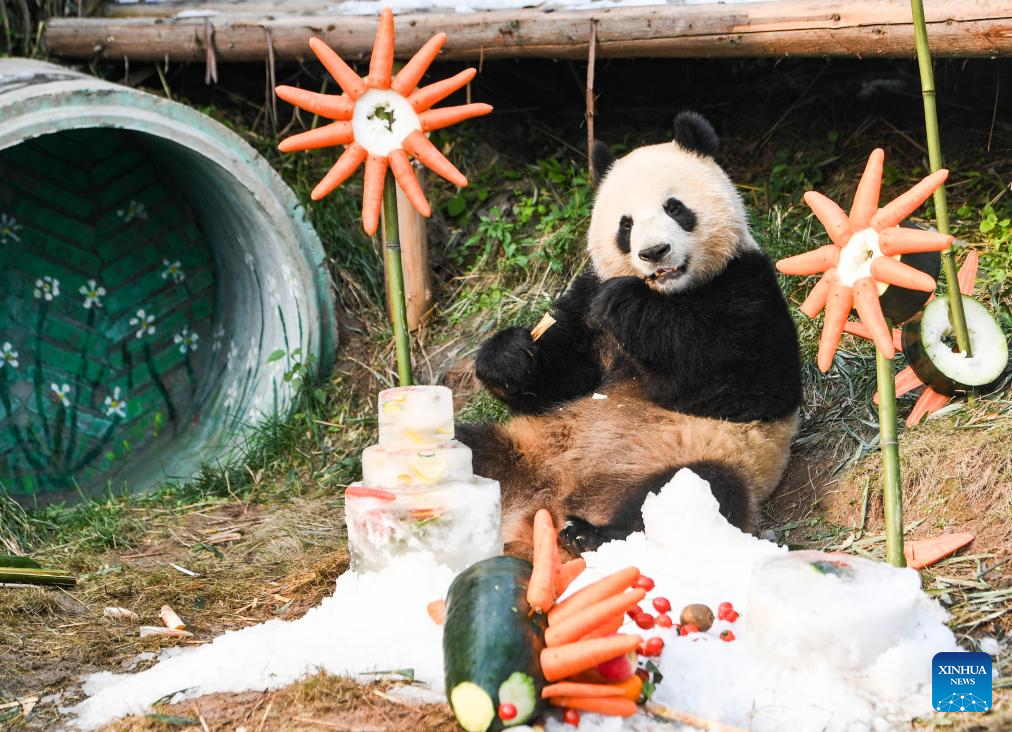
72 468 963 731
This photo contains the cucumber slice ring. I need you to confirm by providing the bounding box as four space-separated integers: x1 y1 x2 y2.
902 295 1009 396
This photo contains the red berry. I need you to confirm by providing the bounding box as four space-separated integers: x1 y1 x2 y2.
718 601 734 615
656 613 673 628
563 708 581 726
679 623 700 636
720 630 736 642
644 637 664 656
635 575 655 591
652 596 671 614
723 609 739 623
627 605 643 619
635 613 655 630
498 702 517 721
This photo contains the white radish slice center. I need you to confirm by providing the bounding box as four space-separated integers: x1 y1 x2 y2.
921 296 1008 386
351 88 421 156
837 227 891 294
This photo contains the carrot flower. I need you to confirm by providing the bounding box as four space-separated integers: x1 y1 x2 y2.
777 149 951 372
275 8 492 235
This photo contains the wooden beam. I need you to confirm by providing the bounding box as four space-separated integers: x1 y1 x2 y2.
46 1 1012 62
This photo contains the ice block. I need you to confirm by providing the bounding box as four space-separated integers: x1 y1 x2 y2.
362 442 474 487
378 385 454 447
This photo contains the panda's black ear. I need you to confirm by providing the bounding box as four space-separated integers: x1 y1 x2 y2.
590 140 615 187
673 111 719 157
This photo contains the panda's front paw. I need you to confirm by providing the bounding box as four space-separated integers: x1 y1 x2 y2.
474 326 538 398
559 517 607 556
589 276 645 331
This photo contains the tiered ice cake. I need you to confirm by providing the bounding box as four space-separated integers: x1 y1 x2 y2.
345 385 503 571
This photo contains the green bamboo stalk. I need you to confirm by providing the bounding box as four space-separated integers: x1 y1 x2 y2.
876 347 906 567
910 0 972 358
382 169 413 387
0 566 77 587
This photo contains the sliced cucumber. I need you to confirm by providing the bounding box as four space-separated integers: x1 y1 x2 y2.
498 672 538 726
450 682 496 732
902 295 1008 396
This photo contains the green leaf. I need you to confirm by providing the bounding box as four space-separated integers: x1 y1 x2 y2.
267 349 286 363
314 388 327 404
446 195 467 217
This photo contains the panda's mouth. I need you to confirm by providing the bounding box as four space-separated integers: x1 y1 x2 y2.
645 256 691 282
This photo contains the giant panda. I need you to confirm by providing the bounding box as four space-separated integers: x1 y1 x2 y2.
458 112 803 559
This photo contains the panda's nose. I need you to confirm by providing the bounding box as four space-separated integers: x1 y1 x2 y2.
639 244 670 263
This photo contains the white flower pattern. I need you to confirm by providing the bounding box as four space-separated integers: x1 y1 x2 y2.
0 342 18 369
223 382 239 408
34 276 60 301
104 387 128 418
161 259 185 284
117 200 148 222
0 213 21 245
79 279 107 309
50 383 71 408
173 327 199 354
129 309 156 339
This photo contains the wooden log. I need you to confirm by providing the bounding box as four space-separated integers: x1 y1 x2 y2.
45 1 1012 62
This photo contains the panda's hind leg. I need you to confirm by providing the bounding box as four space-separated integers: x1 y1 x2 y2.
558 461 754 556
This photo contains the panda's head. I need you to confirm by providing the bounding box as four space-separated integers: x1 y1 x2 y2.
588 111 756 293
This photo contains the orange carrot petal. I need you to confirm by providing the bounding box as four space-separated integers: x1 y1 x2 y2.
542 682 625 699
419 103 494 132
870 169 949 231
311 142 367 200
906 388 951 427
557 558 586 596
527 509 558 614
853 277 895 358
427 599 445 625
309 38 367 99
402 129 467 187
580 613 624 641
274 85 354 120
849 148 885 229
545 588 646 647
548 696 638 717
957 249 979 295
799 274 832 318
388 149 432 217
278 121 354 153
878 366 926 406
361 155 388 236
878 227 954 256
409 68 477 112
392 32 447 96
540 634 643 682
804 191 853 247
367 7 395 90
776 245 840 276
870 256 936 292
548 567 640 627
817 283 854 373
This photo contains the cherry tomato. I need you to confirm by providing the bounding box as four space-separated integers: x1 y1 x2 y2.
679 623 700 636
718 601 734 615
627 605 643 619
498 702 517 721
635 613 655 630
720 630 736 642
652 596 671 614
644 636 665 656
722 609 740 623
655 613 673 628
563 708 581 726
635 575 655 592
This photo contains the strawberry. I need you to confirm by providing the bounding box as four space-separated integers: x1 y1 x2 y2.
720 630 736 642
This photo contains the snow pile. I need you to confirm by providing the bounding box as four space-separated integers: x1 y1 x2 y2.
72 468 960 731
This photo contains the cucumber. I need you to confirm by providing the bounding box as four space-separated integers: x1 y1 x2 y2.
902 295 1008 397
444 556 547 731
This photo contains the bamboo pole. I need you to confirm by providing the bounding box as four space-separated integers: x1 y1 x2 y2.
0 566 77 587
910 0 972 358
382 169 413 386
876 346 905 567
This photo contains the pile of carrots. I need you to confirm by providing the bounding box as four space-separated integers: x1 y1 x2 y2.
527 509 647 719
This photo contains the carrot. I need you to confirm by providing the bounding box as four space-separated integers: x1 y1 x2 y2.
426 599 445 625
540 634 642 682
869 256 936 292
392 32 447 96
361 155 388 236
309 38 367 99
848 148 884 229
367 7 395 89
542 681 624 699
311 143 367 201
402 130 468 187
548 696 638 717
344 484 396 501
419 103 494 133
557 558 586 596
548 567 639 627
533 509 565 597
775 244 839 276
798 272 831 318
817 282 853 373
527 509 557 613
388 149 432 218
878 227 953 256
804 191 852 247
277 121 354 153
580 612 624 640
409 68 477 112
614 673 643 701
843 319 903 354
274 86 354 121
957 249 979 296
870 169 949 231
852 277 895 358
545 588 645 647
906 387 950 428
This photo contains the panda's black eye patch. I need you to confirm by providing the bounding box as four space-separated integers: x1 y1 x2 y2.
664 197 697 232
616 215 633 253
